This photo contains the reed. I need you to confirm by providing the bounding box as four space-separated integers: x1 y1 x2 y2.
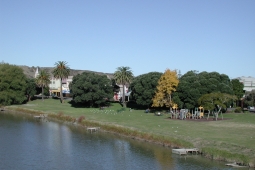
77 116 85 123
201 147 250 165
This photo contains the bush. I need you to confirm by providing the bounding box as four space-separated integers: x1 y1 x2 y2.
234 107 242 113
77 116 85 123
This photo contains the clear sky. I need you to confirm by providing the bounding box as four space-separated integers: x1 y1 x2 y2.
1 0 254 78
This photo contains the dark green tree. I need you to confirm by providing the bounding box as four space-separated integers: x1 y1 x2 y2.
52 61 70 103
36 86 50 97
114 66 134 107
172 93 183 109
174 71 233 109
231 79 244 99
35 70 51 101
70 72 113 107
244 90 255 107
25 78 37 101
130 72 162 108
0 63 27 105
173 71 200 109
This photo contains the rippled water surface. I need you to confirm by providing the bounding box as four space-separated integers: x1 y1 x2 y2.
0 112 237 170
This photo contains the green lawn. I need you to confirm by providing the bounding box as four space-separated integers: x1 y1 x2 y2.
8 98 255 160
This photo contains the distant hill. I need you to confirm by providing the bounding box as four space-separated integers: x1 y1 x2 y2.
18 65 114 79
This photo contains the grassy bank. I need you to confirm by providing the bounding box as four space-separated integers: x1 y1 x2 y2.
7 98 255 166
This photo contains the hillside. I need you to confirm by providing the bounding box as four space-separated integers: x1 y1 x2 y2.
18 65 114 79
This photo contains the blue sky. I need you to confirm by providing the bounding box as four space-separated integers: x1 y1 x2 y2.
1 0 254 78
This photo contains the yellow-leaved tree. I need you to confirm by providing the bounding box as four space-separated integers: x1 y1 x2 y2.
152 69 179 111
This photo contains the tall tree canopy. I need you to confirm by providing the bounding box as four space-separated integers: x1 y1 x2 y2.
130 72 162 108
0 63 27 105
152 69 179 111
244 90 255 107
231 79 244 99
70 72 113 107
35 70 51 101
52 61 70 103
114 66 134 107
174 71 233 109
25 78 37 101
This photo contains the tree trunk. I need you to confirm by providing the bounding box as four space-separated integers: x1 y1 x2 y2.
122 84 126 107
207 110 210 120
169 94 172 112
60 78 63 103
42 87 44 101
215 107 222 121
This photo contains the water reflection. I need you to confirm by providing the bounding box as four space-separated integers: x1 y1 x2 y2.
0 112 235 170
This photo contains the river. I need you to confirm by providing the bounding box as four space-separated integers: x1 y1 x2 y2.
0 112 238 170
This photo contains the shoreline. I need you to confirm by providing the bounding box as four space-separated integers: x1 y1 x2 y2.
2 107 255 168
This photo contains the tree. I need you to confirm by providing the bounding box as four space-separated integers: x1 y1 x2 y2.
174 71 234 109
152 69 179 111
36 86 50 97
35 70 51 101
25 78 37 101
130 72 162 108
198 92 237 120
172 93 183 109
0 63 27 106
70 72 113 107
244 90 255 107
52 61 70 103
231 79 244 106
173 71 198 109
113 66 134 107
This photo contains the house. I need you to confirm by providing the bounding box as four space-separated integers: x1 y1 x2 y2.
61 76 73 97
49 77 62 97
35 67 72 97
49 76 73 97
235 76 255 92
235 76 255 108
113 84 131 101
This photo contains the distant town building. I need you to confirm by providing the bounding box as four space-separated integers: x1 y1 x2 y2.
113 84 131 101
235 76 255 92
34 67 72 97
34 67 39 78
61 76 73 94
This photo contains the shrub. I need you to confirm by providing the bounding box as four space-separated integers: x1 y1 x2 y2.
234 107 242 113
57 111 64 117
77 116 85 123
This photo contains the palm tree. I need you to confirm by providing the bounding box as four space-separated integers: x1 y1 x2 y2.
52 61 70 103
114 66 134 107
35 70 51 101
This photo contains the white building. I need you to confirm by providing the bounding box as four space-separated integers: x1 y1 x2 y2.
235 76 255 92
35 67 72 97
113 84 131 101
61 76 73 94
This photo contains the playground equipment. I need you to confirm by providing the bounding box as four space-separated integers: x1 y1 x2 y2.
186 111 192 119
179 109 188 120
190 107 204 119
171 104 179 119
198 106 204 118
171 104 178 119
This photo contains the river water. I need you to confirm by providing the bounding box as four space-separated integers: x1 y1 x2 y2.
0 112 238 170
